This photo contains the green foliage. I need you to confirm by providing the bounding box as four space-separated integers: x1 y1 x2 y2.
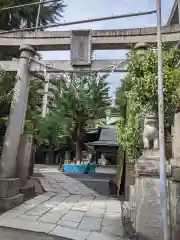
38 73 111 158
0 73 43 136
37 114 66 148
56 73 110 126
116 46 180 161
0 0 66 60
0 72 14 116
127 47 180 125
0 0 66 144
24 78 43 135
110 78 128 117
0 0 66 30
116 99 143 161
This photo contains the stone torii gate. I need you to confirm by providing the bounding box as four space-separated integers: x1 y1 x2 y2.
0 24 170 188
0 29 128 212
0 23 178 239
0 25 153 188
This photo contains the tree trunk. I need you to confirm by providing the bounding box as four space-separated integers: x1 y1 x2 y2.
75 137 82 163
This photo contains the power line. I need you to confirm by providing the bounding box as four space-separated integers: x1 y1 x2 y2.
0 0 62 11
0 10 156 35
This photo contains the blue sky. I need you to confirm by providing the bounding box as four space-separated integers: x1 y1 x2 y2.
41 0 174 99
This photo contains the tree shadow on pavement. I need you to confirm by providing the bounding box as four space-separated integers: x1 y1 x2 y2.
63 172 116 196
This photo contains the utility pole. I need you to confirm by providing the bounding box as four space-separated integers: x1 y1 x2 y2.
156 0 170 239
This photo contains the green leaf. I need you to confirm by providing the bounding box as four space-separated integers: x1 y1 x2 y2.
116 46 180 161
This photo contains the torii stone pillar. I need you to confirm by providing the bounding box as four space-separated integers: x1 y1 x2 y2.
0 45 36 179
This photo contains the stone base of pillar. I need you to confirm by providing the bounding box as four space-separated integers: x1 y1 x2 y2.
0 178 20 198
0 194 23 212
17 134 33 187
20 185 35 201
0 178 23 211
170 158 180 240
134 151 171 240
124 161 135 201
171 158 180 181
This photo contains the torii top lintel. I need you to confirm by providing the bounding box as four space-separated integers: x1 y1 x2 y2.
0 24 179 51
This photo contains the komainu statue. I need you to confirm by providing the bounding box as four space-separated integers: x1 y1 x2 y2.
143 112 159 149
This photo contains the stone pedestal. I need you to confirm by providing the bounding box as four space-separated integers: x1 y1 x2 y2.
170 111 180 239
172 111 180 159
20 185 35 201
17 134 33 186
17 134 35 200
134 151 171 240
0 178 23 211
170 158 180 240
124 160 135 202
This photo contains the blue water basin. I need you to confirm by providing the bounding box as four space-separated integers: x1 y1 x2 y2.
63 164 96 173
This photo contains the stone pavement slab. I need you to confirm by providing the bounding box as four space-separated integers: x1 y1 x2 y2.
61 210 85 223
19 214 40 221
0 218 55 233
0 166 127 240
101 218 124 237
87 232 117 240
47 194 69 204
43 192 58 197
0 227 70 240
25 205 51 216
65 195 82 203
38 212 64 223
104 211 122 219
57 220 79 228
0 210 23 220
50 225 90 240
78 216 102 231
85 208 105 218
50 204 71 214
13 203 36 212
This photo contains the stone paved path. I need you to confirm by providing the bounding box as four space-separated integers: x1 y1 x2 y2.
0 165 130 240
0 226 69 240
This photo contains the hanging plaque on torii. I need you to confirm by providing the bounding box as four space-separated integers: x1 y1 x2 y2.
70 30 92 66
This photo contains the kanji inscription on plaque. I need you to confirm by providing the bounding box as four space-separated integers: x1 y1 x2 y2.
70 30 91 66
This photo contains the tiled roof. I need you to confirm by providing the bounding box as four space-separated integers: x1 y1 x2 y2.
88 127 118 146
